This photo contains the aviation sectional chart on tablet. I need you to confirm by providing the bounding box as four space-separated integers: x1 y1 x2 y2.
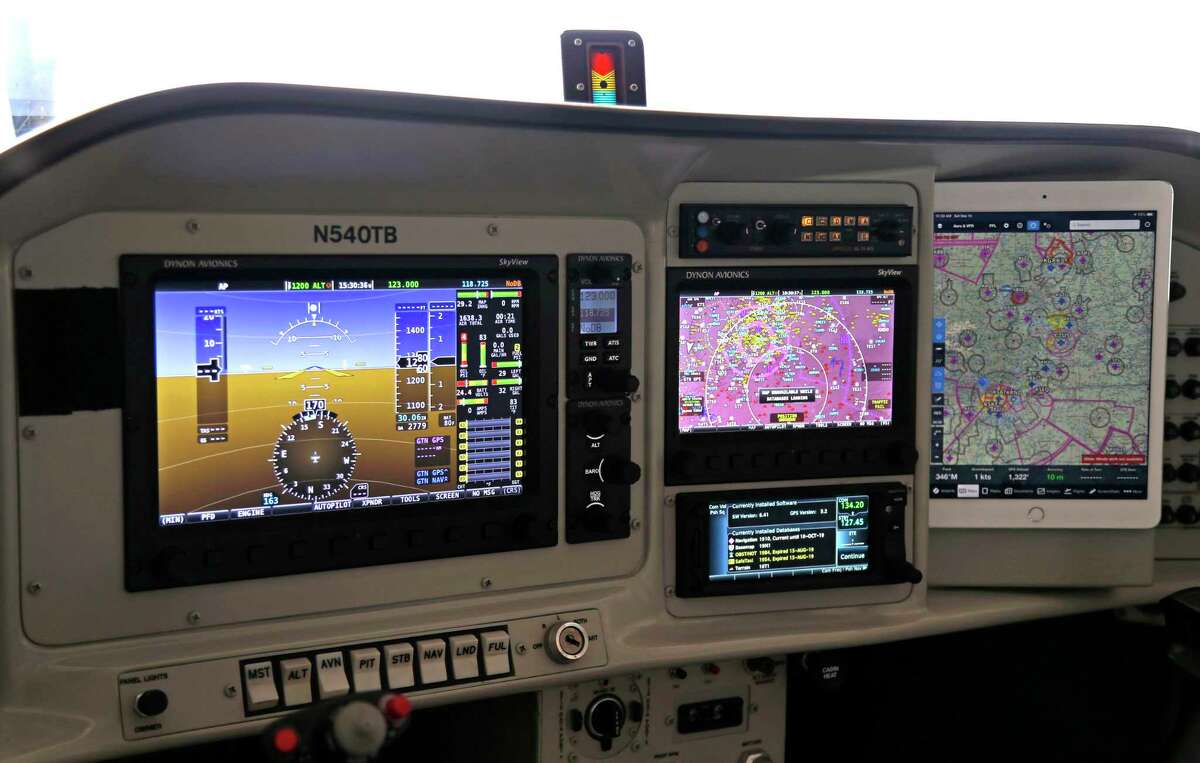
930 211 1157 499
677 288 896 433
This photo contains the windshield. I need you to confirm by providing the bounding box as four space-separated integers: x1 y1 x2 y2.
3 1 1196 150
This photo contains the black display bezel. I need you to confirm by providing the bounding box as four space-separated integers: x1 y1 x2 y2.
664 266 918 485
674 482 908 598
120 254 559 591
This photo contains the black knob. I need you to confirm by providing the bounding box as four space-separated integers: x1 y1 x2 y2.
134 688 169 718
1165 421 1180 441
1163 504 1177 525
673 450 700 478
627 700 644 723
1169 337 1183 357
1178 504 1200 525
715 221 750 245
594 456 642 486
1185 380 1200 400
152 547 188 582
1183 421 1200 441
768 220 798 245
1171 281 1187 302
584 695 626 752
1165 463 1179 482
1180 463 1200 483
1187 339 1200 357
1167 379 1182 399
886 559 924 584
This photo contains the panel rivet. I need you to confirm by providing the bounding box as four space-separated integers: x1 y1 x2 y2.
223 684 238 698
26 581 41 595
21 426 36 440
627 39 637 47
185 219 199 234
16 265 32 280
631 518 642 531
486 223 500 236
187 610 201 625
629 83 640 92
575 83 585 92
664 586 675 597
480 577 493 589
573 38 583 46
665 714 675 726
632 261 643 273
516 643 528 655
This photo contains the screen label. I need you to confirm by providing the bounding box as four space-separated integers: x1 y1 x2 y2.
930 210 1156 499
154 276 528 526
579 288 619 334
677 288 896 433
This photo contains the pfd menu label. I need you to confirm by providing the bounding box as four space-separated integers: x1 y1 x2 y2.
707 494 870 581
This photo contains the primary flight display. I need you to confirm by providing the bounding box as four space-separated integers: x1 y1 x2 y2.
677 288 896 433
930 210 1156 499
154 274 527 526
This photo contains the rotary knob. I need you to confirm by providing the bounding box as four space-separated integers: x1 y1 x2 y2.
1185 380 1200 400
1180 463 1200 484
544 620 589 664
768 220 798 245
1165 421 1180 441
715 221 751 245
1178 504 1200 525
589 456 642 486
1168 337 1183 357
1165 463 1179 483
1187 338 1200 357
1183 421 1200 442
1167 379 1182 399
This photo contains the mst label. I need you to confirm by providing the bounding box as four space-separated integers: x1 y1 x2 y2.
314 224 398 244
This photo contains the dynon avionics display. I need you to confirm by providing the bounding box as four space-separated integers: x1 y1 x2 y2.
121 255 558 590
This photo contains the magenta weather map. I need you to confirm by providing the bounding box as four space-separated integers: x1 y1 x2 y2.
677 290 896 433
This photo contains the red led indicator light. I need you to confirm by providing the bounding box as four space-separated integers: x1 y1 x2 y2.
695 240 710 254
383 694 412 721
273 726 300 754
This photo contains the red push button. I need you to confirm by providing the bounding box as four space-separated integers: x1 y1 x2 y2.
694 239 710 254
273 726 300 754
383 694 412 721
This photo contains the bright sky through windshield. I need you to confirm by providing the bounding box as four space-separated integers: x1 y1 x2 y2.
3 0 1196 148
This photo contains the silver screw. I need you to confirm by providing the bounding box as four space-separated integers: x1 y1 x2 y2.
573 38 583 46
631 742 641 751
21 426 36 440
665 714 675 726
666 495 676 505
627 39 637 47
486 223 500 236
629 83 640 92
16 265 32 281
631 392 641 403
223 684 238 698
664 586 675 598
667 225 679 237
516 643 528 655
631 518 642 531
575 82 585 92
26 581 41 595
185 219 199 234
480 576 493 590
186 610 201 625
632 261 644 273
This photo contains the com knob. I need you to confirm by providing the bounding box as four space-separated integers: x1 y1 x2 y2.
1171 281 1187 302
1180 463 1200 484
1183 421 1200 441
545 620 589 663
1185 380 1200 400
1168 337 1183 357
583 694 626 752
1165 463 1179 483
1178 504 1200 525
1186 338 1200 357
1165 421 1181 441
871 217 905 243
589 456 642 486
1167 379 1182 399
715 220 751 245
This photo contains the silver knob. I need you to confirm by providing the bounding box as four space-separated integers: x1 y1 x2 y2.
544 620 589 664
739 751 773 763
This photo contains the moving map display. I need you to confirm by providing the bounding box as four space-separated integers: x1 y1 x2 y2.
154 274 527 526
677 288 896 433
930 210 1157 499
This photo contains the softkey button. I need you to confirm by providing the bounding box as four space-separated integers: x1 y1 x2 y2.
417 639 448 684
480 631 511 676
581 337 601 350
315 651 350 699
384 643 415 689
279 657 313 706
350 647 382 691
243 661 279 712
449 634 481 680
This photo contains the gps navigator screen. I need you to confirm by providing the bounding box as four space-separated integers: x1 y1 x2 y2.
677 288 896 433
929 210 1157 500
154 274 527 526
706 492 870 581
